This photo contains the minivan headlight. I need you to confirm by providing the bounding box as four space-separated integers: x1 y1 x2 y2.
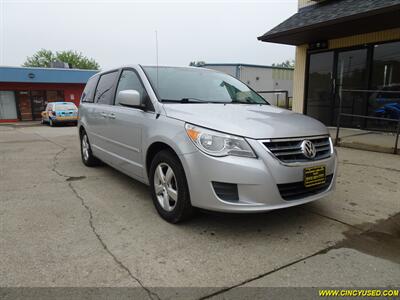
185 123 256 158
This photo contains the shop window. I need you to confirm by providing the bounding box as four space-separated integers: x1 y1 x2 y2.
16 91 32 121
46 90 64 103
368 41 400 130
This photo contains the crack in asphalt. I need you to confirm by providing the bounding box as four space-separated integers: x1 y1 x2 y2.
52 147 70 179
339 161 400 173
26 129 397 299
39 132 161 300
68 183 161 300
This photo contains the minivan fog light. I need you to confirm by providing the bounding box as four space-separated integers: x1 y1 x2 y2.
185 123 256 158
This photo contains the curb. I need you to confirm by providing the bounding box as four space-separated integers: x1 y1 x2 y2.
0 122 43 128
336 141 399 155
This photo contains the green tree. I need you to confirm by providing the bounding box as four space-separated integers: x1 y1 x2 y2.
23 49 100 70
272 59 295 68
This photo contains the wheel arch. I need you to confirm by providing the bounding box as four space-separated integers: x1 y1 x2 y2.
79 125 86 138
145 142 179 177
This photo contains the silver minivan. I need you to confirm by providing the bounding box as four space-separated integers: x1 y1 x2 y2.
79 65 337 223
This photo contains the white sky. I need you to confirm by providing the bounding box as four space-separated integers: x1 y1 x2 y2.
0 0 297 70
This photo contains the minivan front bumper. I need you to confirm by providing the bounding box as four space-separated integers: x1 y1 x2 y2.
180 138 337 212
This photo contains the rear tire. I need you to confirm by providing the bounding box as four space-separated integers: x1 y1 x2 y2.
80 130 101 167
149 150 194 223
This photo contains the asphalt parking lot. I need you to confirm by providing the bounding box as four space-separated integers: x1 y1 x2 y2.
1 125 399 299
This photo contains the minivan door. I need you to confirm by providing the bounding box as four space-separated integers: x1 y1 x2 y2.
104 69 155 179
88 71 119 160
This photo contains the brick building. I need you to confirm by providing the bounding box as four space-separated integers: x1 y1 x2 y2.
0 66 97 122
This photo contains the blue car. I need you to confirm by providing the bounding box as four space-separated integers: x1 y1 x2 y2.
374 102 400 120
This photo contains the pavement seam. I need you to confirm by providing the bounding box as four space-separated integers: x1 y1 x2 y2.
68 183 161 300
301 208 364 231
339 161 400 173
198 209 382 299
197 246 338 300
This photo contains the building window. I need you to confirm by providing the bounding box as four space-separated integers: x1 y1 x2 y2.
16 91 32 121
305 51 334 125
372 41 400 89
46 90 64 103
368 41 400 129
305 40 400 131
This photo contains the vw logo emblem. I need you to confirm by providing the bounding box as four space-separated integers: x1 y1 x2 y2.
301 140 316 159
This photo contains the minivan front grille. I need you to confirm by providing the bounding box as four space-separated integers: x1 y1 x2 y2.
262 136 332 164
278 174 333 201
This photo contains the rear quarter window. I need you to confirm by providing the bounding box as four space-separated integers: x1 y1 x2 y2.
81 75 99 103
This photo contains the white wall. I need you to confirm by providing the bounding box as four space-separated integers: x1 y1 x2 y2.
204 64 293 107
203 65 237 78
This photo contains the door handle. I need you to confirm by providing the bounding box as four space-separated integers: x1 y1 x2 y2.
100 112 107 118
108 113 116 119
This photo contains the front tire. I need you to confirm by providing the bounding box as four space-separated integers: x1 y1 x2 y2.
80 130 100 167
149 150 194 223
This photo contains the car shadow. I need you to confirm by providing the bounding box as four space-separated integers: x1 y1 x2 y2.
97 163 326 235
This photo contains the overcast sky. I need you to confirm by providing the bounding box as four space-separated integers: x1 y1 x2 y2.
0 0 297 70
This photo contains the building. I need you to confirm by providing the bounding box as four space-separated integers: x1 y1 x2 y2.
258 0 400 130
203 63 294 107
0 66 98 122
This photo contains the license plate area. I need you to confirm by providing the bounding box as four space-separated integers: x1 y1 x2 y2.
304 166 326 188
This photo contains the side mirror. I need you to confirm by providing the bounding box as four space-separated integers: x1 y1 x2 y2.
116 90 143 109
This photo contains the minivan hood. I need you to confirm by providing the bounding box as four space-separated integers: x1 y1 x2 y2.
163 104 328 139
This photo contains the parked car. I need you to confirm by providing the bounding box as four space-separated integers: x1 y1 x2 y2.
79 65 337 223
42 102 78 126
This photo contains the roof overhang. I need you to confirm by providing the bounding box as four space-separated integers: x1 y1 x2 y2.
258 3 400 45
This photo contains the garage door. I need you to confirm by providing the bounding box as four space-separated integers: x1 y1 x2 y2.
0 91 18 120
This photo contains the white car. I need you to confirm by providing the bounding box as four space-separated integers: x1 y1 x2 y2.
42 102 78 126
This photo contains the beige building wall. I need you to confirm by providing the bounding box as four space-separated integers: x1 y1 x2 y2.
292 28 400 113
298 0 317 9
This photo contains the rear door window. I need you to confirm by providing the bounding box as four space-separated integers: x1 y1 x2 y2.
94 71 118 105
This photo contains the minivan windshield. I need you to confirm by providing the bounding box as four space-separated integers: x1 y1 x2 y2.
143 66 268 104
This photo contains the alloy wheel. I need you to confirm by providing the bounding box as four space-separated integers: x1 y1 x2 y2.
82 134 90 162
153 163 178 212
